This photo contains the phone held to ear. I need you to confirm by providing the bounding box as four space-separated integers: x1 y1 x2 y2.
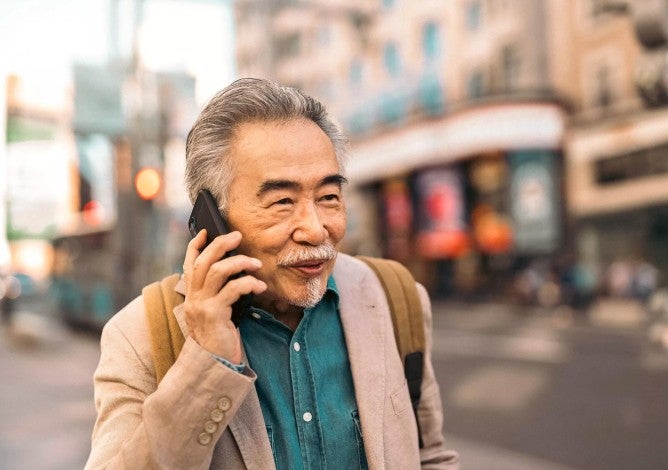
188 189 254 326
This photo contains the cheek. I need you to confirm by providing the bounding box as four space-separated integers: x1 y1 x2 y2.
327 210 347 244
240 219 292 256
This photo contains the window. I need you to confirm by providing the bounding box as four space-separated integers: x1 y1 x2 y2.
383 0 396 9
501 44 520 91
384 42 401 78
466 1 482 31
467 69 485 98
596 65 613 108
423 22 441 63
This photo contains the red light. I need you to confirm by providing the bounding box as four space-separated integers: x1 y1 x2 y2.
83 200 105 226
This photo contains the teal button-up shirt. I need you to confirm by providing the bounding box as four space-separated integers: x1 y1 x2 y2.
239 276 368 470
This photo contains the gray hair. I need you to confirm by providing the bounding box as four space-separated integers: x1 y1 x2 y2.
184 78 349 211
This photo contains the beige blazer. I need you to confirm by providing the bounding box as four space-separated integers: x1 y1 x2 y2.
85 253 460 469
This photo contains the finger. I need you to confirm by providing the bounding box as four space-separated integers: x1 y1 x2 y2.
201 255 262 297
215 275 267 306
184 229 207 285
191 231 242 288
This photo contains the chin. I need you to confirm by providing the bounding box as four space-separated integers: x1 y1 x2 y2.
285 276 327 309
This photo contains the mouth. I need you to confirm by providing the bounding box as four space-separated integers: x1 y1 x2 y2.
288 259 328 277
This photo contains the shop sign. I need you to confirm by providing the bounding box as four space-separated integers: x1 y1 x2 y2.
509 150 560 254
415 168 470 258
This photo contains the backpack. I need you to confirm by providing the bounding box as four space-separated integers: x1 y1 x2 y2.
143 256 426 447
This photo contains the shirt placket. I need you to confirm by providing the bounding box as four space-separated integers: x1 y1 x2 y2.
290 312 326 470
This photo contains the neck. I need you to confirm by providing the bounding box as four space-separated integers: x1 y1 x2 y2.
254 296 304 331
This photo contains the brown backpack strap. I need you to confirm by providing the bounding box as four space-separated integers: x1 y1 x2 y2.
143 273 185 384
356 256 426 357
357 256 426 447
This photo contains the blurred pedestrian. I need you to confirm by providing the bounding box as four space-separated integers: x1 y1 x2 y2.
571 260 597 312
633 260 659 303
85 79 459 469
607 260 633 297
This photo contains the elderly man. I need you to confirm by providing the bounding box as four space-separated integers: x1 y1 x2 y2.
86 78 459 469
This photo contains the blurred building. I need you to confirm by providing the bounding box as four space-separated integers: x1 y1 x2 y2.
566 0 668 293
235 0 569 297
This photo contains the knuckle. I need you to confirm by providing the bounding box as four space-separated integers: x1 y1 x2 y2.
192 257 207 272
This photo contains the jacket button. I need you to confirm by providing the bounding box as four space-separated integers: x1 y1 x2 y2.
204 420 218 434
217 396 232 411
198 432 212 446
210 408 224 423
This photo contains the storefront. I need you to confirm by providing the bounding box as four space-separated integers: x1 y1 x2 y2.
567 109 668 295
346 101 567 298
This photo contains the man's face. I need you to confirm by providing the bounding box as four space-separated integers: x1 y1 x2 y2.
225 118 347 311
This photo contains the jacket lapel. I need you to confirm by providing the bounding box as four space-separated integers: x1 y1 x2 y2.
334 256 387 470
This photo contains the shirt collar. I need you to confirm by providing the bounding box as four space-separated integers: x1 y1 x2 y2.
325 275 340 306
249 275 339 320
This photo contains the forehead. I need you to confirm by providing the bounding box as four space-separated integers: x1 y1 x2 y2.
229 119 340 181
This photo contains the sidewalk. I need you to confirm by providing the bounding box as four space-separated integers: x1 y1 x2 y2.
0 312 100 470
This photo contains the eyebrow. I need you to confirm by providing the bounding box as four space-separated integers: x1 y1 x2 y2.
257 174 348 197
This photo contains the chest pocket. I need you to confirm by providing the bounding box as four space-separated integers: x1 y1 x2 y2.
390 380 412 416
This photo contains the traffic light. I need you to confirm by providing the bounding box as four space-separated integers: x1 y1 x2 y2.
134 167 162 201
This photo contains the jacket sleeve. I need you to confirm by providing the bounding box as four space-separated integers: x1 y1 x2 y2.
85 296 256 470
416 284 461 470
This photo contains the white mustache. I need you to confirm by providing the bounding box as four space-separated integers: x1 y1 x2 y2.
277 243 338 266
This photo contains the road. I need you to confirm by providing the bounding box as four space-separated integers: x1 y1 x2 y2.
1 299 667 469
432 299 668 470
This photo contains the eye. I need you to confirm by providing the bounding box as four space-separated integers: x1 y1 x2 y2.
274 198 293 206
320 194 341 206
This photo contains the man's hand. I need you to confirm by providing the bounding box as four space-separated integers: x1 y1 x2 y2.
182 229 267 363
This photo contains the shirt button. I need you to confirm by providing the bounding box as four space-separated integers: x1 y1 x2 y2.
303 412 313 422
251 312 261 320
198 432 212 445
204 420 218 434
293 342 301 352
218 397 232 411
210 408 224 423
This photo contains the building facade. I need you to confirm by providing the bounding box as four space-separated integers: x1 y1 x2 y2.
565 0 668 296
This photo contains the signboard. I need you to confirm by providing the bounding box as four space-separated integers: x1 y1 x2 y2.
415 168 470 258
509 150 561 254
6 140 73 239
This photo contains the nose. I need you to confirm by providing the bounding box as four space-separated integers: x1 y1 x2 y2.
292 201 327 245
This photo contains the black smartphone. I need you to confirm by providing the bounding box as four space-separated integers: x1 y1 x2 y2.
188 189 253 326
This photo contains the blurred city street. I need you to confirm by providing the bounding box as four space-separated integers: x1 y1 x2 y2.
5 1 668 468
2 298 668 470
